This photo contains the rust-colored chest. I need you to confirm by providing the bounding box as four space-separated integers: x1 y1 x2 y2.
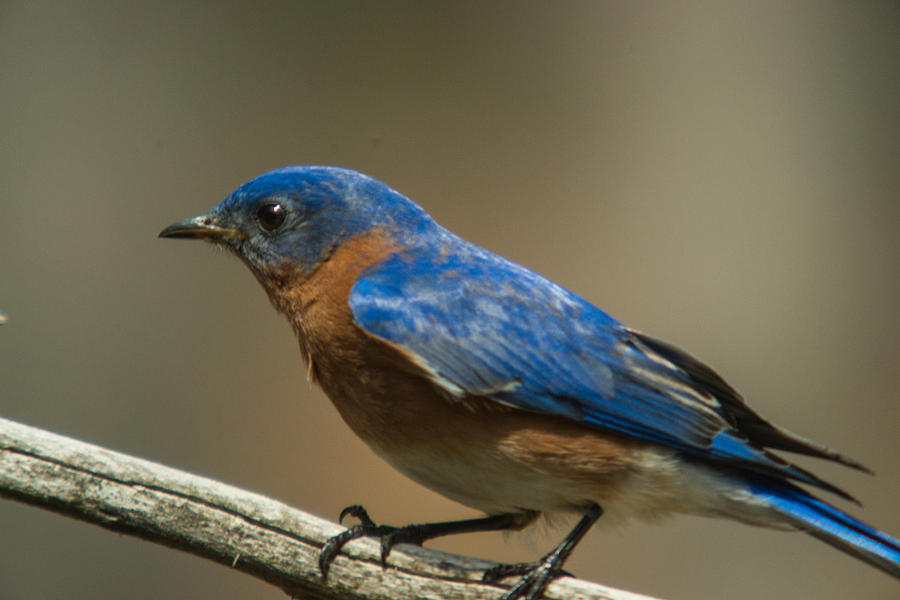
256 232 435 446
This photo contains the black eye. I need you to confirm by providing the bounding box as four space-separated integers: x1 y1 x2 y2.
256 202 285 231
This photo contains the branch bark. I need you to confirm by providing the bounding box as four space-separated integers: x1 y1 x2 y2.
0 416 661 600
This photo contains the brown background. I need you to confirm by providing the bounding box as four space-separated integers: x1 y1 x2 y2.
1 2 898 599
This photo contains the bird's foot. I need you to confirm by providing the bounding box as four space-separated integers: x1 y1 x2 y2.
482 554 572 600
319 504 430 578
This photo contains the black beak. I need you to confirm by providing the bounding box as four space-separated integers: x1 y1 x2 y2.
159 214 241 241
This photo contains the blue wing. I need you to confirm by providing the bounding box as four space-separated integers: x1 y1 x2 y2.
350 236 861 498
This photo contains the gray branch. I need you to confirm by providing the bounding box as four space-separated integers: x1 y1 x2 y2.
0 416 662 600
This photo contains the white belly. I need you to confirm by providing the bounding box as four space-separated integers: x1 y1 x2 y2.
376 441 789 531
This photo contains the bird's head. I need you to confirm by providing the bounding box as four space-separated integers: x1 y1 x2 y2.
160 166 436 283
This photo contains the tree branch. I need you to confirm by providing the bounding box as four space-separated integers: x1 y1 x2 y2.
0 416 661 600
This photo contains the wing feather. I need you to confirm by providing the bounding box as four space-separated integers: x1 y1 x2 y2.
350 240 859 499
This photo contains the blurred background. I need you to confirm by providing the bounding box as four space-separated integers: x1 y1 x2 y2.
1 2 898 599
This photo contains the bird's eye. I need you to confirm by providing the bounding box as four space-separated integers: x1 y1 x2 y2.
256 203 286 231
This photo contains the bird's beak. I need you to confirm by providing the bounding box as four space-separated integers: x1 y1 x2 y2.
158 214 242 242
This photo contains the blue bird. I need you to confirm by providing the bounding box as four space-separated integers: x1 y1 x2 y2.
160 166 900 599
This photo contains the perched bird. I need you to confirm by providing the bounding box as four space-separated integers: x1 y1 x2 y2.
161 166 899 599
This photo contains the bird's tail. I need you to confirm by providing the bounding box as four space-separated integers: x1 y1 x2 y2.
749 479 900 579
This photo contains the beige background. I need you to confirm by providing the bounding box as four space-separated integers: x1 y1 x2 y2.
1 2 898 599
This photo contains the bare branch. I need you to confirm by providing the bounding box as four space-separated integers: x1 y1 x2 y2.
0 416 662 600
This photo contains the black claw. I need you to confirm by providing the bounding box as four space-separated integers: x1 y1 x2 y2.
339 504 376 527
504 562 559 600
319 507 545 582
378 524 430 563
483 504 602 600
483 561 573 582
323 507 450 573
380 534 395 564
483 561 533 582
484 554 573 600
319 505 400 578
320 522 400 576
320 525 365 577
483 558 567 600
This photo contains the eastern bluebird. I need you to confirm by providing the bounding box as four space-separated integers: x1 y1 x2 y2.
160 166 900 599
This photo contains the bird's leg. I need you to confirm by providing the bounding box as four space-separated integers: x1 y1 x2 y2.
319 505 537 578
483 503 603 600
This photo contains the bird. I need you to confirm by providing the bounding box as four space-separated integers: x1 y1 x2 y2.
160 166 900 599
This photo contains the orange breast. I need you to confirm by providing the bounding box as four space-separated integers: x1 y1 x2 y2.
258 231 645 513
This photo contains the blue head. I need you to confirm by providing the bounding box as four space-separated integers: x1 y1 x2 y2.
160 166 437 282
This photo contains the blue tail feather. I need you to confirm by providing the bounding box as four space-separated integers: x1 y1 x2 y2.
749 480 900 579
